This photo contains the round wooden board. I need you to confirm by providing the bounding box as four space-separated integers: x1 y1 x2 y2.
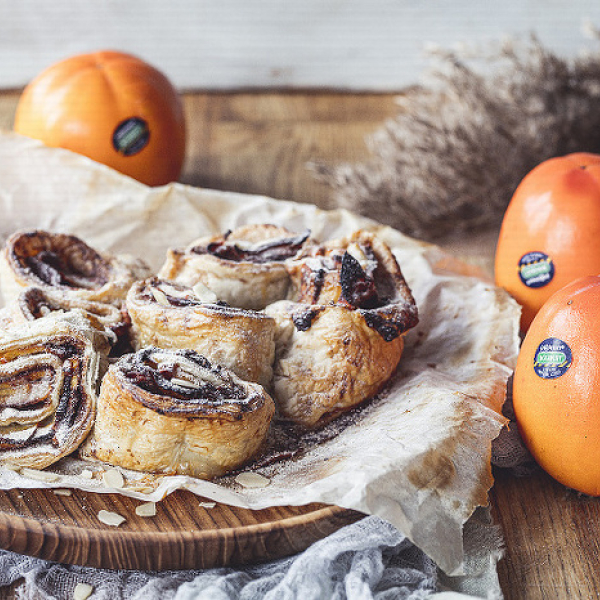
0 487 364 571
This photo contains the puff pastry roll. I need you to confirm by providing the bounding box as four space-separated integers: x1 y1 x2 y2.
266 301 407 428
158 224 311 310
286 230 418 341
0 287 131 352
126 278 275 387
83 347 275 479
266 230 419 428
0 230 150 307
0 313 107 469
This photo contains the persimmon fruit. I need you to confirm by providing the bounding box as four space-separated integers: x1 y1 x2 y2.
513 275 600 496
13 50 186 186
495 152 600 332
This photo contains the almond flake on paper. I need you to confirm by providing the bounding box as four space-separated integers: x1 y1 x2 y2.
102 468 125 489
235 472 270 489
20 468 60 483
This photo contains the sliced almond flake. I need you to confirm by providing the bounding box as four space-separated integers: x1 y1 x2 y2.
161 283 191 299
53 488 72 497
80 469 94 480
73 582 94 600
234 472 270 489
102 468 125 489
97 509 126 527
135 501 157 517
192 282 218 304
170 377 198 389
151 287 170 306
198 501 216 509
2 463 21 472
21 468 60 483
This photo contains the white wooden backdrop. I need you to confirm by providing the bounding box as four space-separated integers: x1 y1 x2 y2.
1 0 600 91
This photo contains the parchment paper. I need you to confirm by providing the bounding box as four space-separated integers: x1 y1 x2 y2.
0 131 520 577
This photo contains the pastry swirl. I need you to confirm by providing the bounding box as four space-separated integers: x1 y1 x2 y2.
158 224 312 310
0 313 107 469
0 230 150 307
265 231 419 428
126 278 275 387
83 347 275 478
0 287 131 352
287 230 418 341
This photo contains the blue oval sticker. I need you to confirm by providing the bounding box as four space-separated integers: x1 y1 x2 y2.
518 251 554 288
533 337 572 379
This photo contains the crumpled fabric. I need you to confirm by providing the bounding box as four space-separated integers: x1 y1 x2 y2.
0 516 445 600
490 378 539 477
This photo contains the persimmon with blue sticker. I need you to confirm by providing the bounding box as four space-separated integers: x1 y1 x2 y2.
513 275 600 496
495 152 600 332
13 50 186 187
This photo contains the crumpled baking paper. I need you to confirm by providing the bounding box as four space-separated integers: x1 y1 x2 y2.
0 131 520 579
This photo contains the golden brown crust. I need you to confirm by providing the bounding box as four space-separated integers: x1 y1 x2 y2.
0 230 150 307
265 300 405 428
126 278 275 387
82 347 275 478
0 313 107 468
157 224 312 310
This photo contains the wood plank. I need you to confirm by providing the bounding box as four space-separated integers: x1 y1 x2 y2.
491 469 600 600
180 91 400 209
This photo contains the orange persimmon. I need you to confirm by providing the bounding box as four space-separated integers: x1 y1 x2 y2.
513 275 600 496
495 152 600 332
14 50 186 186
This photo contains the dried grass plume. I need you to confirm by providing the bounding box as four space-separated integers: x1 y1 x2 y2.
313 34 600 242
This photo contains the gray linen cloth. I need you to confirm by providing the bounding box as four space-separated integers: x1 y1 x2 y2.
0 516 438 599
0 509 508 600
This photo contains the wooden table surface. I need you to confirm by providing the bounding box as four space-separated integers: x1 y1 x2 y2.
0 90 597 599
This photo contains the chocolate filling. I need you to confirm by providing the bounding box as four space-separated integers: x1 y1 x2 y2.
192 230 310 264
0 336 88 450
292 244 418 340
339 252 381 309
12 231 110 290
118 348 250 414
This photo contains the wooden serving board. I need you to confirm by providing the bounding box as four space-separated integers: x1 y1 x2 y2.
0 487 363 571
